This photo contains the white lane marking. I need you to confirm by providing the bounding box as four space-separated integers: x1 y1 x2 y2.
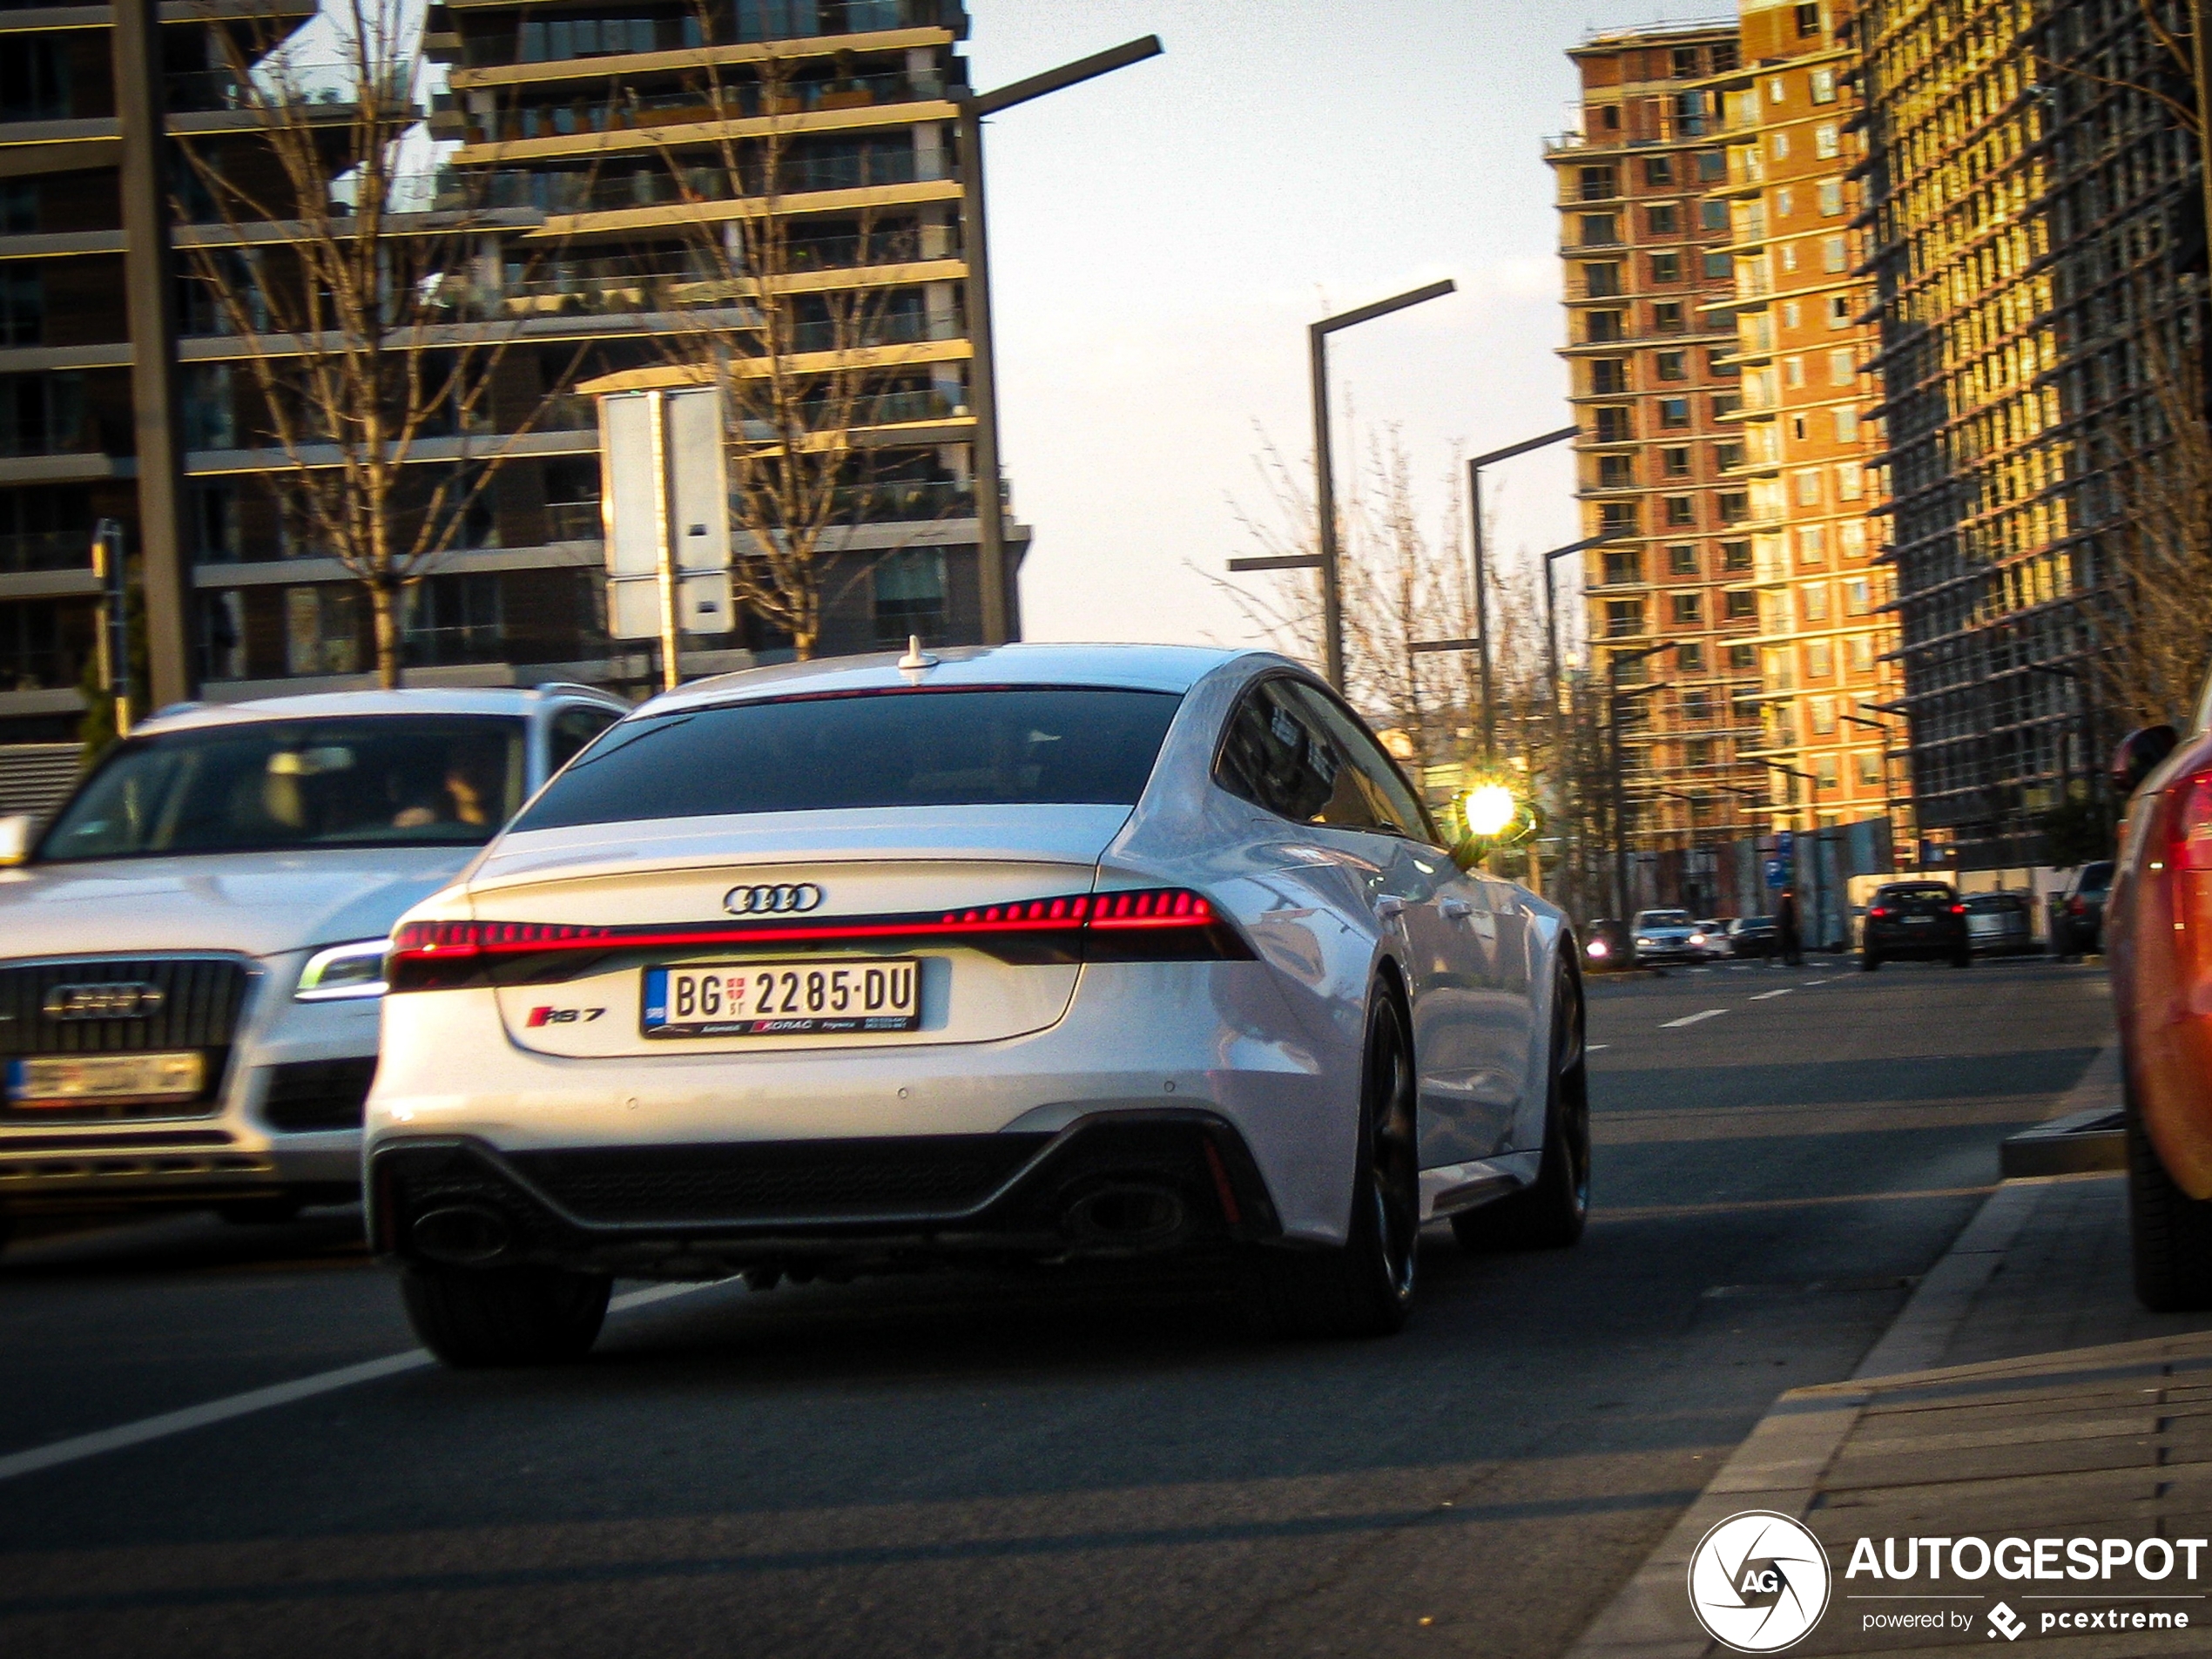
1586 1044 1610 1052
0 1279 722 1484
1802 978 1832 986
1750 988 1795 1001
1661 1008 1729 1028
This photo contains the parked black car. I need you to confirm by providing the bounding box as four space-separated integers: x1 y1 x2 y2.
1726 914 1780 959
1862 880 1972 969
2049 860 2114 957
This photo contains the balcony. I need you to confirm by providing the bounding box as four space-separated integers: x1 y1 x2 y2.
466 70 947 146
438 147 945 216
832 478 976 520
0 529 91 574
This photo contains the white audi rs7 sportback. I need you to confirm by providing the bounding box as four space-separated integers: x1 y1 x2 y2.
366 644 1589 1365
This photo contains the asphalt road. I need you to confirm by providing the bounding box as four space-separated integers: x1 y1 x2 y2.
0 954 2115 1659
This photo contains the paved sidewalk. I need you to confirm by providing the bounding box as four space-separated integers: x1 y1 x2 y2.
1568 1049 2212 1658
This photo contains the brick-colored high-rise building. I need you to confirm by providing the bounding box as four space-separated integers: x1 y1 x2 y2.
1707 0 1905 836
1548 21 1773 884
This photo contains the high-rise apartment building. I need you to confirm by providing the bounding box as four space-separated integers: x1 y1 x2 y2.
1707 0 1904 833
1857 0 2201 866
1548 21 1773 868
0 0 1014 780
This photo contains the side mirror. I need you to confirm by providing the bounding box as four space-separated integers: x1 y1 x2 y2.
0 814 32 867
2112 725 2179 799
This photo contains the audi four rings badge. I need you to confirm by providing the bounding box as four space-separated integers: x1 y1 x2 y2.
724 883 826 916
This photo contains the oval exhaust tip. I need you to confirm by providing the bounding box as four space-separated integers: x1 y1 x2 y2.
411 1204 513 1265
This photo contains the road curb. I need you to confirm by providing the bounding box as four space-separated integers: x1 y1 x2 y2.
1561 1046 2122 1659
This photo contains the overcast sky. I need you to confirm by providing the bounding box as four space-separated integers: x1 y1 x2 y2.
966 1 1729 656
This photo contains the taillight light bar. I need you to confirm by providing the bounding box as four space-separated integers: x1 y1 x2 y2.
386 887 1251 991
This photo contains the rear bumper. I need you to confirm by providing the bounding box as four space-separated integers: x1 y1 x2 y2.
369 1111 1283 1276
1865 927 1966 957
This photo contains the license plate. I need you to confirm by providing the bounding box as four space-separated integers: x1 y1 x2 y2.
1906 916 1933 926
5 1051 206 1106
642 959 921 1039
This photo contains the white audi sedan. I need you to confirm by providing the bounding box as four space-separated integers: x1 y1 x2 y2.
367 645 1589 1365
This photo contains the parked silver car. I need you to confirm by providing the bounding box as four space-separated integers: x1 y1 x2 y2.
1964 890 2036 955
0 686 625 1243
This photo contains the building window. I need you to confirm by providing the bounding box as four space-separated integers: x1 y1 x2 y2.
872 548 948 646
1650 252 1682 284
1597 454 1634 488
1800 584 1828 624
1818 179 1844 215
1678 643 1706 672
1833 407 1859 443
1721 540 1752 571
1711 392 1741 419
1605 599 1646 637
284 585 361 676
406 572 503 665
1718 491 1749 523
1729 643 1757 670
1662 448 1691 478
1772 130 1790 160
1779 240 1800 273
1587 310 1623 343
1725 590 1757 621
0 268 41 348
0 180 35 235
1768 76 1786 104
1599 105 1621 131
1798 524 1826 561
1590 359 1630 394
1844 577 1871 615
1797 3 1823 34
1823 235 1848 273
1602 548 1643 586
1828 348 1856 386
1584 262 1622 298
1648 204 1680 236
1653 301 1685 333
1829 294 1853 328
1669 543 1699 575
735 0 823 42
1811 697 1837 735
1711 41 1740 72
1595 406 1634 442
1599 502 1639 537
1793 469 1823 507
1848 636 1876 672
1656 350 1688 381
1811 67 1837 104
1581 213 1618 246
1814 124 1839 158
1807 639 1833 678
1701 200 1729 234
1684 689 1712 720
1579 165 1618 200
1672 592 1703 624
1643 156 1674 186
1659 397 1691 428
1856 752 1882 787
1784 355 1806 388
1664 496 1696 527
1703 251 1733 281
1840 520 1867 558
1835 462 1863 502
1671 45 1702 78
1714 441 1743 469
1816 756 1839 789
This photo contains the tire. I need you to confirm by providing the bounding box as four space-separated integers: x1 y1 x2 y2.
2127 1076 2212 1312
1453 962 1590 1252
1861 948 1881 972
1952 945 1973 968
400 1264 612 1367
1253 985 1419 1339
217 1197 302 1226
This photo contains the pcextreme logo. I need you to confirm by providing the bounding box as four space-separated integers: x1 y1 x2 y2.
1687 1511 1832 1653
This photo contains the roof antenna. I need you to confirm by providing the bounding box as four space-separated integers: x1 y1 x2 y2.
896 633 939 672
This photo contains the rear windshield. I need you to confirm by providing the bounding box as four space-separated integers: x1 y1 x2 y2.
37 716 528 861
1879 885 1953 902
1636 911 1690 927
514 687 1183 832
2078 862 2114 894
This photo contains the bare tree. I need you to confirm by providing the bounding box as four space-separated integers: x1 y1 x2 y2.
2101 348 2212 727
617 44 949 658
173 0 557 685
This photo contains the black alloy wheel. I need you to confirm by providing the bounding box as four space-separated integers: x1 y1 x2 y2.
1252 985 1419 1339
1454 960 1590 1251
2126 1069 2212 1312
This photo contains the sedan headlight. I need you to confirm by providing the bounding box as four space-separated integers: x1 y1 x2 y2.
1587 938 1609 959
1689 932 1707 947
295 937 391 1001
1635 936 1655 948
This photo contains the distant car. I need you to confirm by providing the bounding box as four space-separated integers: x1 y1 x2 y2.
1695 918 1731 959
1964 890 2035 955
0 686 628 1244
1726 915 1779 959
2050 860 2114 957
1582 918 1635 971
1631 908 1702 966
1861 880 1970 969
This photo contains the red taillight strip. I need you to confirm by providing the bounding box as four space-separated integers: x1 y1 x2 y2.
389 887 1228 968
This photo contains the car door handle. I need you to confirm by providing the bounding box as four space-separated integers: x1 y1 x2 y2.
1440 899 1474 921
1376 896 1407 921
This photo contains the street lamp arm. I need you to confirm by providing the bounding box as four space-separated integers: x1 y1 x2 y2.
1315 278 1457 337
969 36 1164 116
1474 425 1581 470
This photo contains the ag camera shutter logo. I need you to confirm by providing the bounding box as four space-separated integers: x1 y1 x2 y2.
1687 1510 1831 1652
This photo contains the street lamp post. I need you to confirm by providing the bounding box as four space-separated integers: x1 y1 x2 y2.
959 36 1163 646
1839 708 1902 844
1465 425 1580 754
1606 641 1674 919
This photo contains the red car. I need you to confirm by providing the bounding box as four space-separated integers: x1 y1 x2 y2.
2107 699 2212 1309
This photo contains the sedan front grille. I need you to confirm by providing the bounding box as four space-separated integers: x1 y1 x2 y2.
507 1136 1053 1225
0 955 253 1123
